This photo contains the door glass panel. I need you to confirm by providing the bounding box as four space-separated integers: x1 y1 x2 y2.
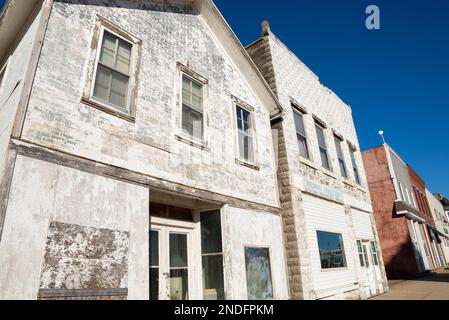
149 230 159 300
170 233 188 268
170 269 188 300
170 233 188 300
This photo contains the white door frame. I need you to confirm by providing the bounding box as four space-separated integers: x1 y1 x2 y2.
150 217 202 300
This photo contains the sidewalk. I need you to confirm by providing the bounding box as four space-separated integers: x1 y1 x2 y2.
371 268 449 300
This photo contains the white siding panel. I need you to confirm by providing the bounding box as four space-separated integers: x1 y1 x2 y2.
352 209 375 240
302 195 357 297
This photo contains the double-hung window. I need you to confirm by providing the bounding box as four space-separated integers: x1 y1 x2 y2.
315 123 330 170
334 135 347 178
236 105 255 163
350 147 361 185
93 30 132 111
370 241 379 266
83 17 141 120
181 75 204 141
293 109 309 159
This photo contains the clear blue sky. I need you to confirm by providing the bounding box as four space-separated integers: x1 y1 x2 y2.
1 0 448 196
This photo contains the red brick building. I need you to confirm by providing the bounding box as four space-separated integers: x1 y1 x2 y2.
362 145 435 279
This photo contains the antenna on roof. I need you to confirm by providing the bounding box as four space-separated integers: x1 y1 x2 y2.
378 130 386 145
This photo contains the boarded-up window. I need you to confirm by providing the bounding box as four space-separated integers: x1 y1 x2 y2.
39 222 129 299
244 247 273 300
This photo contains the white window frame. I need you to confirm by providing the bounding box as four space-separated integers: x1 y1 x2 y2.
232 96 259 169
82 16 141 122
175 64 209 149
90 27 134 111
315 122 332 172
334 135 348 178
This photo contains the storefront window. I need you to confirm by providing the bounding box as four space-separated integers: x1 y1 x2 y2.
244 247 274 300
316 231 347 269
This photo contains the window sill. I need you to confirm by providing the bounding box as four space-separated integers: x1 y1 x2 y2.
235 158 260 171
356 185 367 193
299 156 319 170
322 168 337 180
81 96 136 123
320 267 349 272
175 134 210 152
343 179 356 187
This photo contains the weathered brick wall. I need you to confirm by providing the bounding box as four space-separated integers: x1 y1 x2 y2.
248 28 387 298
265 33 371 205
362 146 419 278
21 0 279 208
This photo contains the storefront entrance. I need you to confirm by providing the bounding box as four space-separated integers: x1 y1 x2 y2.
150 217 198 300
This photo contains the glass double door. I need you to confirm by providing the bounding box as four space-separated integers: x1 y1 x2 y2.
150 223 193 300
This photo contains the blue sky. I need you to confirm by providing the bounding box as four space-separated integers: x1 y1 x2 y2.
1 0 448 196
215 0 449 196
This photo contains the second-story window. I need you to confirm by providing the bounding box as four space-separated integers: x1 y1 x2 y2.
93 31 133 111
334 136 347 178
236 105 255 163
315 123 330 170
293 109 309 159
350 147 361 185
181 74 204 141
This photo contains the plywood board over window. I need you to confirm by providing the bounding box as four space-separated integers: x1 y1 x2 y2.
38 222 129 300
82 16 142 122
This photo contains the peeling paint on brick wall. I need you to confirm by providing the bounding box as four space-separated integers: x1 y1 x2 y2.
40 222 129 290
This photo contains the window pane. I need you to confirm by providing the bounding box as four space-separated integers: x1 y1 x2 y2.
170 233 188 268
150 230 159 267
182 104 203 140
334 137 344 159
316 231 347 269
339 159 348 178
239 132 254 163
202 255 224 299
297 134 309 159
201 211 222 254
170 269 188 300
320 148 330 170
362 244 370 267
116 40 132 74
244 247 273 300
94 64 129 109
293 111 306 136
315 125 326 149
182 75 203 112
110 72 128 108
93 65 110 101
100 32 117 68
150 268 159 300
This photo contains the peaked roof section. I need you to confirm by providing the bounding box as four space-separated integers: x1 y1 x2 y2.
0 0 283 117
246 21 351 112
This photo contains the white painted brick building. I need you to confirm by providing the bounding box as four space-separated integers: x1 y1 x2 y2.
247 22 389 299
0 0 289 300
0 0 388 301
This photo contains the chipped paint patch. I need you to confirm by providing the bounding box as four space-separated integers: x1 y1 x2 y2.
39 222 129 290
